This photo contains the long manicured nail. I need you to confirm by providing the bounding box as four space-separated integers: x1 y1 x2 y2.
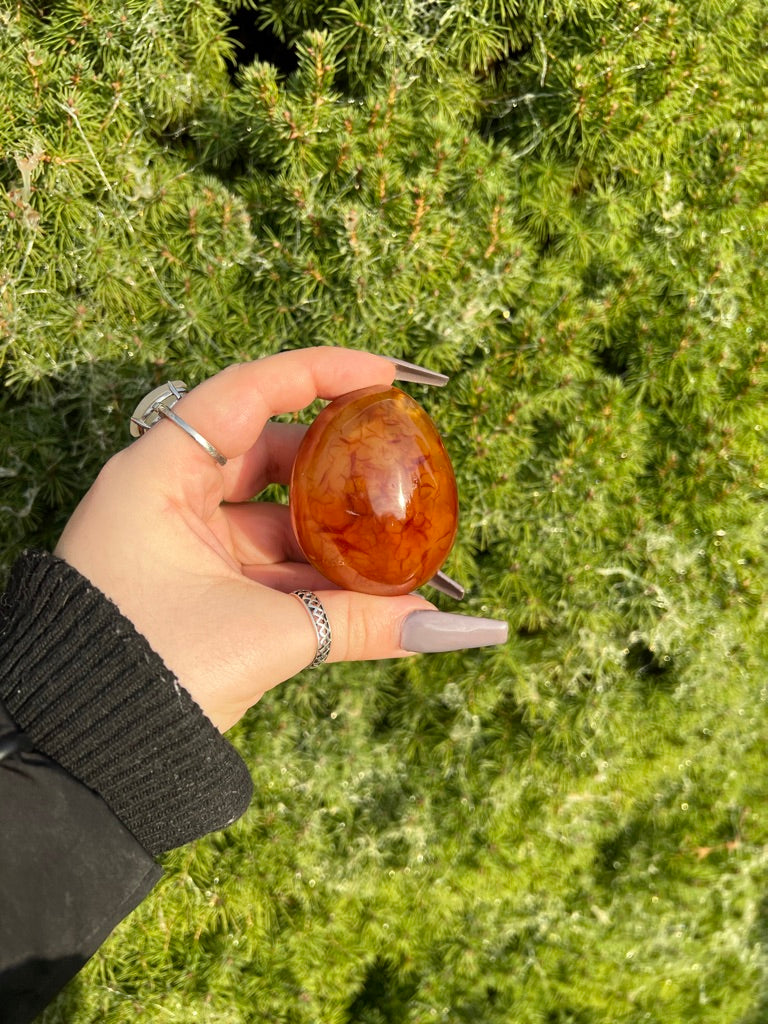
401 610 508 653
426 571 465 600
391 358 450 388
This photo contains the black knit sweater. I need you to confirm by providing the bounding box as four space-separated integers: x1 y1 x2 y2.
0 549 253 855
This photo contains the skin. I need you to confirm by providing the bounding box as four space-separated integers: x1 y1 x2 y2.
55 348 434 732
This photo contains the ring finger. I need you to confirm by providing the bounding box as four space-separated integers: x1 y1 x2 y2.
222 501 306 567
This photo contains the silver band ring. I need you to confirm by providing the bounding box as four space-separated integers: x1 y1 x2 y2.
130 380 227 466
291 590 332 668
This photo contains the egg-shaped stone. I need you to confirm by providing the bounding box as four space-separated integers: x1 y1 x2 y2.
290 385 459 595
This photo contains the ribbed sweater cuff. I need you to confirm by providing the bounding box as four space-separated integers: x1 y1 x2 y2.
0 550 253 856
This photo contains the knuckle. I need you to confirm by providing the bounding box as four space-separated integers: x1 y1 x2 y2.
337 598 368 661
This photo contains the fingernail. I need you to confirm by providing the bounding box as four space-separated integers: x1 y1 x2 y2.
391 358 450 388
401 610 508 653
426 571 465 600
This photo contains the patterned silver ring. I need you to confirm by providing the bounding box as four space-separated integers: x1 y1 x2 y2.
291 590 332 668
130 380 227 466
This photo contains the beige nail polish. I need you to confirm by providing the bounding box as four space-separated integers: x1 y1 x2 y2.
391 358 450 387
401 611 508 653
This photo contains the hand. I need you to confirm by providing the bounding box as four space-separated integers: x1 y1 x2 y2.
55 348 506 731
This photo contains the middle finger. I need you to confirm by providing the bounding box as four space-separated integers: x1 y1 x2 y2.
223 420 308 502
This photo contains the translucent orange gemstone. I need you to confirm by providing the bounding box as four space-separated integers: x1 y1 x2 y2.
290 386 459 595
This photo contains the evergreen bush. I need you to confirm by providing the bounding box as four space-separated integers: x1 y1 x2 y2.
1 1 767 1021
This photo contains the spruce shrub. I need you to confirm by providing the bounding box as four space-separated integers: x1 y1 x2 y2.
1 1 767 1021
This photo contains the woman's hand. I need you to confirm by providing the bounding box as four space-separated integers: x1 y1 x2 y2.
55 348 506 732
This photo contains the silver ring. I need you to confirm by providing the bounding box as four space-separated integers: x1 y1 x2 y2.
291 590 332 668
130 381 227 466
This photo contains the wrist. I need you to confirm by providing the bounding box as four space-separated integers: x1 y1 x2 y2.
0 549 252 854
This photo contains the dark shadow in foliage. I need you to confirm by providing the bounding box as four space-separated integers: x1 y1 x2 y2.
488 692 537 755
593 812 652 890
0 365 147 580
545 1010 593 1024
368 663 452 741
625 638 675 688
737 990 768 1024
593 341 630 381
226 8 298 79
345 957 420 1024
737 891 768 1024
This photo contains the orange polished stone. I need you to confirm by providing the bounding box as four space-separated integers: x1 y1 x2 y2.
290 386 459 595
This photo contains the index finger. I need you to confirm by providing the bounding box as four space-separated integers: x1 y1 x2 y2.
194 347 400 452
129 347 399 492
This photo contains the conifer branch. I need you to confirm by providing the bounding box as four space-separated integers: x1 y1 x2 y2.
3 2 768 1019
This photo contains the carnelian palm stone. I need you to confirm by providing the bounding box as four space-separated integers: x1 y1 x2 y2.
290 385 459 596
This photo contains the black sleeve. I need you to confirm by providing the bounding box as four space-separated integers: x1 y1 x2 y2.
0 550 254 1022
0 704 162 1024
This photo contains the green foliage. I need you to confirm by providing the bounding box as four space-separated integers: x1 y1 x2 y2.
1 0 766 1021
